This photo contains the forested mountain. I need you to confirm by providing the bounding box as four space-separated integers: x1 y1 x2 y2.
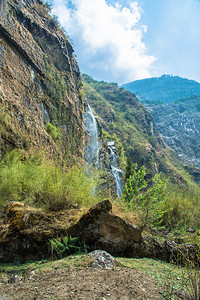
122 74 200 104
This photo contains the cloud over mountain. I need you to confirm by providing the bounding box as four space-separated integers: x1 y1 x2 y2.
51 0 155 83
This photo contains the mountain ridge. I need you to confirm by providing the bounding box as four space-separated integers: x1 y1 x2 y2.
122 74 200 104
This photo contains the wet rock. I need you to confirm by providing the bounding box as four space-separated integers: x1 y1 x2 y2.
88 250 117 269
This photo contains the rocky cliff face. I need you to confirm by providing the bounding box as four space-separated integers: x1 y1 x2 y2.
147 97 200 168
0 0 84 159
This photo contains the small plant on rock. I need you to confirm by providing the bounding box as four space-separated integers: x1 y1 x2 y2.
49 235 86 259
46 123 60 140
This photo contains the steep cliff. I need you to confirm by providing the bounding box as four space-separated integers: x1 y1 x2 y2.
0 0 84 159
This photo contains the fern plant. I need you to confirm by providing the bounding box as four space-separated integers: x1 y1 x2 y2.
49 235 82 258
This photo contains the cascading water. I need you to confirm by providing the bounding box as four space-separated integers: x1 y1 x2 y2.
84 104 99 167
84 104 123 197
107 141 123 197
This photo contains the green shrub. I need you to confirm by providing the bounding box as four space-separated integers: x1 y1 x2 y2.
0 149 99 210
122 163 200 232
46 123 60 140
160 184 200 231
122 163 167 228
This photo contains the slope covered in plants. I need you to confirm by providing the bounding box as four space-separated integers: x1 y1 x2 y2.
83 75 198 185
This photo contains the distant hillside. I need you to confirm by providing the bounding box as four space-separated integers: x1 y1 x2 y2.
146 96 200 169
82 74 200 185
122 75 200 104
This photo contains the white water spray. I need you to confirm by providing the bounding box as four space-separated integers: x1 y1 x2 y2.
84 104 99 167
107 142 123 197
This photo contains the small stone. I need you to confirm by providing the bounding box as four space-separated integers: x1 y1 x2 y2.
88 250 117 269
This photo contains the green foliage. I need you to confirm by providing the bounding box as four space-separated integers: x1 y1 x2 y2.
122 163 200 231
123 163 147 205
122 163 167 228
160 183 200 231
46 123 60 140
0 149 99 209
44 56 67 126
49 235 85 258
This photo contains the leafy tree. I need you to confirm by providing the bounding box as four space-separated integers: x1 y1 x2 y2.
123 163 167 228
123 163 147 206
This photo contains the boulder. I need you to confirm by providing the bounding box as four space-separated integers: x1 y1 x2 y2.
0 202 73 262
68 200 143 257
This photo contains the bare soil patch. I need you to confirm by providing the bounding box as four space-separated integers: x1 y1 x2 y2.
0 264 161 300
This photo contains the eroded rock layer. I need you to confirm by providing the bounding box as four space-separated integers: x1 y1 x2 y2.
0 0 84 158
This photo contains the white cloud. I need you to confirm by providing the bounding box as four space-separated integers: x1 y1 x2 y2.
51 0 155 83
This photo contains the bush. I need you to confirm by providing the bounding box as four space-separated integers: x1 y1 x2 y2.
0 149 99 210
122 163 200 232
160 184 200 231
46 123 60 140
122 163 167 228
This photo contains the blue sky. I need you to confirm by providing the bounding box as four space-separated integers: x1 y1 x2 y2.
46 0 200 84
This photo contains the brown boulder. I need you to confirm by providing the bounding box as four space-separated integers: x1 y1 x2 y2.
68 200 143 256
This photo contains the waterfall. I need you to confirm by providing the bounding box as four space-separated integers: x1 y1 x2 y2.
107 142 123 197
84 104 99 167
84 104 123 197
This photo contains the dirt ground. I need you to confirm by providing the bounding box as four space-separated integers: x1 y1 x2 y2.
0 266 162 300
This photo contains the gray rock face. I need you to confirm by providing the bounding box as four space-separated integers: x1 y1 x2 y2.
146 97 200 169
88 250 117 269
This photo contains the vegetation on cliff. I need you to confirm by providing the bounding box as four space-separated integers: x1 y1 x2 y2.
82 75 199 185
123 75 200 169
0 0 84 161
